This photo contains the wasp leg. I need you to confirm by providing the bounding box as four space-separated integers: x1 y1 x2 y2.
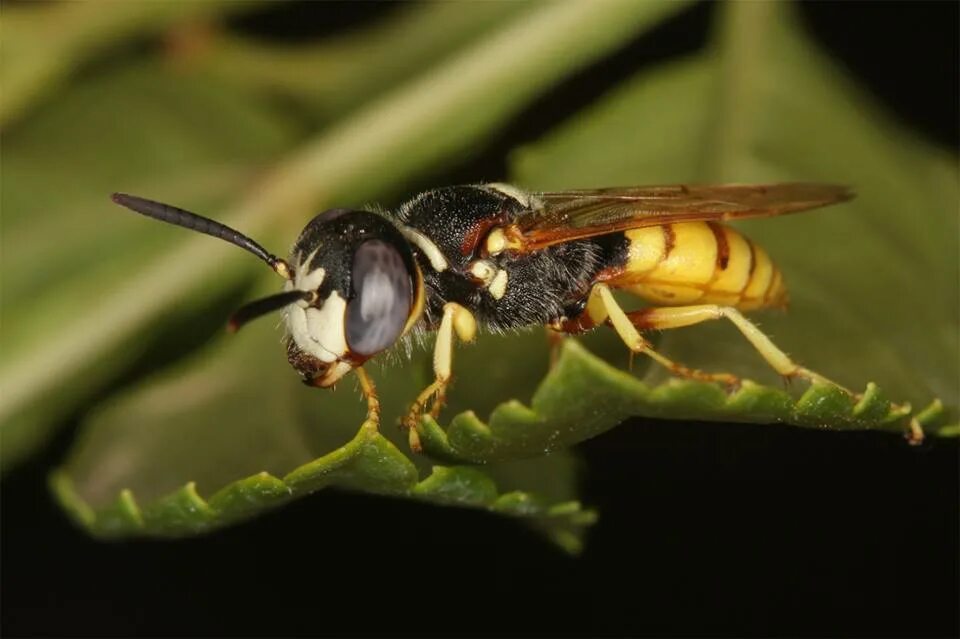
403 302 476 452
624 303 925 443
623 303 851 388
592 284 739 385
546 328 567 369
428 385 448 420
906 417 925 446
354 367 380 430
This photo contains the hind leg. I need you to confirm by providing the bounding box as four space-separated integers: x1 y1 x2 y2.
585 284 739 385
562 284 819 386
623 303 848 390
590 283 842 388
598 291 924 444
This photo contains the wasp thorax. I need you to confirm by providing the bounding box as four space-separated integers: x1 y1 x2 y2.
284 209 420 386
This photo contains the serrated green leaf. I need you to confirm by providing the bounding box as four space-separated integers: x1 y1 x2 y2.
141 483 215 536
413 466 499 507
207 472 292 525
94 490 145 536
283 423 419 495
52 422 594 552
415 340 945 464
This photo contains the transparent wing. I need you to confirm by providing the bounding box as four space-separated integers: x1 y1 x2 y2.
513 183 853 250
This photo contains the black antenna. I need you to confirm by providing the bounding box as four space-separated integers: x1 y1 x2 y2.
111 193 291 279
227 290 316 333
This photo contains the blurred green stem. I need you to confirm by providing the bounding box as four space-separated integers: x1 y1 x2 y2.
197 2 532 118
706 0 776 180
0 1 262 127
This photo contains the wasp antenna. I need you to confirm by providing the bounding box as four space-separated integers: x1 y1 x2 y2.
227 290 314 333
111 193 292 279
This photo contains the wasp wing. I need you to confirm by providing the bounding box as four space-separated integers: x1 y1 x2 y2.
514 183 853 250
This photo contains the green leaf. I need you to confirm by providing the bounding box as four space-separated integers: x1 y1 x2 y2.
55 414 592 552
2 0 686 470
417 340 952 464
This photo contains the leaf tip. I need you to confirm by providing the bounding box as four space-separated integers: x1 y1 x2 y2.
48 470 96 529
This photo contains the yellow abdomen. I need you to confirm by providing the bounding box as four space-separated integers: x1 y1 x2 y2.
608 222 787 310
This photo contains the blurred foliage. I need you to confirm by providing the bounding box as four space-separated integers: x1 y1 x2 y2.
1 1 955 551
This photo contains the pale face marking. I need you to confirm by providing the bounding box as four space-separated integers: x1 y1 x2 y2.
296 267 327 296
285 291 349 363
283 248 345 362
291 248 325 298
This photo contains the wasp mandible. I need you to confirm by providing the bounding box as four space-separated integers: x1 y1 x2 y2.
115 182 912 449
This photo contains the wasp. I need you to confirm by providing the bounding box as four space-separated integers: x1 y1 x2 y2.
113 182 921 448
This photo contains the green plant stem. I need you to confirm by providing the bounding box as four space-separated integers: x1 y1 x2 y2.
0 1 263 127
705 0 777 180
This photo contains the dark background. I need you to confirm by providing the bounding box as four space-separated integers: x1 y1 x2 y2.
3 2 957 636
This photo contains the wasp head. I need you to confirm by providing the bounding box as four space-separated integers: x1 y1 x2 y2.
111 194 422 388
282 209 422 387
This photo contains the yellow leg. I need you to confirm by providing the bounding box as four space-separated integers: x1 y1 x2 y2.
906 418 925 446
429 385 448 419
626 303 925 443
546 327 567 369
624 303 849 390
403 302 476 451
593 284 738 385
591 286 923 442
354 367 380 430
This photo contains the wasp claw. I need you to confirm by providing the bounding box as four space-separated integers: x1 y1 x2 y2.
905 418 926 447
723 377 742 394
428 387 447 419
408 427 423 454
400 407 425 454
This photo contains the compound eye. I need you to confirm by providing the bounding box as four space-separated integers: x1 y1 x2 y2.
346 240 412 356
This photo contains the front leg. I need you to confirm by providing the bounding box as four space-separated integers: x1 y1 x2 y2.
403 302 476 451
353 367 381 430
